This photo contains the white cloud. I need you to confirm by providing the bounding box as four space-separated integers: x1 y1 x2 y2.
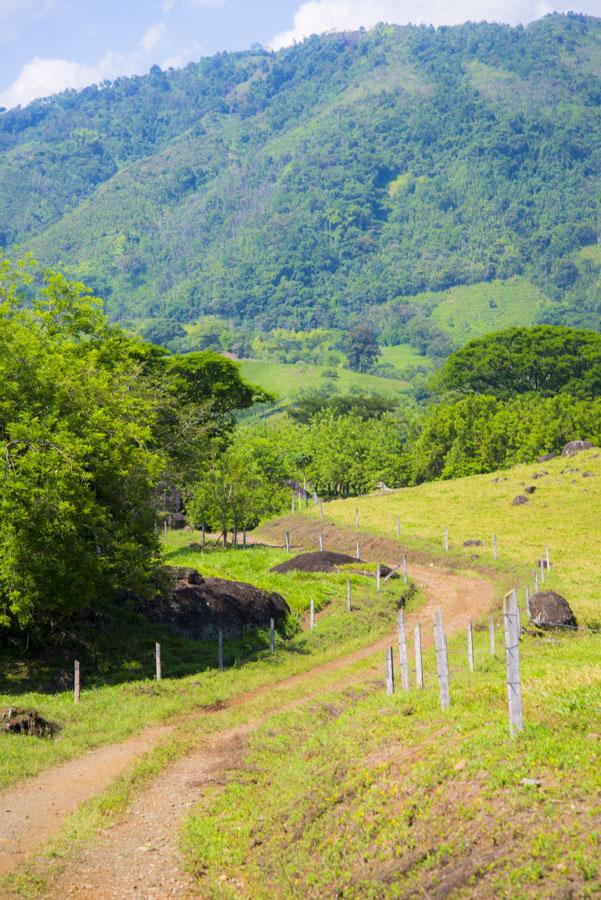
270 0 577 50
0 20 170 108
0 0 64 42
141 22 166 52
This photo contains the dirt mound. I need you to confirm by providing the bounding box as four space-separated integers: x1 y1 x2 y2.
512 495 529 505
143 567 290 638
0 708 60 738
530 591 577 629
270 550 360 574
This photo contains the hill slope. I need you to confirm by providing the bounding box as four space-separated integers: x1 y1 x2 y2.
1 15 601 334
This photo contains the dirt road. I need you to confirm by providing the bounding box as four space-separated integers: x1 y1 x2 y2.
1 524 496 897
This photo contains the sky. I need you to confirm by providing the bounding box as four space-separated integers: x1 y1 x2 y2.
0 0 600 109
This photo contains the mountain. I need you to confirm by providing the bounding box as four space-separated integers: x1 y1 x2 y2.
1 14 601 339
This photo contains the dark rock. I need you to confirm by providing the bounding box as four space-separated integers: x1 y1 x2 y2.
561 440 593 457
582 471 594 478
271 551 360 574
537 558 550 570
531 472 548 479
538 453 555 462
167 511 187 529
0 708 60 738
524 486 536 495
512 495 529 506
529 591 577 629
144 566 289 639
463 540 482 547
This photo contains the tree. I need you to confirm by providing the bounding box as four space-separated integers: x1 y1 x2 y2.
346 324 380 373
434 326 601 400
0 260 162 633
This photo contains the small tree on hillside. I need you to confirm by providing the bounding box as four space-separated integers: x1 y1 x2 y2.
346 323 380 373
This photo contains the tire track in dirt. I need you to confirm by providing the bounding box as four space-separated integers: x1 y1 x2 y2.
2 523 495 894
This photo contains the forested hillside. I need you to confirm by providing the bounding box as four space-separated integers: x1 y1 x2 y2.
1 13 601 337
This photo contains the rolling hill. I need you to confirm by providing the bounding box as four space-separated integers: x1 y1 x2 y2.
1 14 601 340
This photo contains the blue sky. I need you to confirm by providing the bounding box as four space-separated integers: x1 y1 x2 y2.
1 0 600 108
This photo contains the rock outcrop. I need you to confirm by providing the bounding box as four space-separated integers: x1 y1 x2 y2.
529 591 577 629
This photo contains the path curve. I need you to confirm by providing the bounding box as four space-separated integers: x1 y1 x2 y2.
1 524 495 894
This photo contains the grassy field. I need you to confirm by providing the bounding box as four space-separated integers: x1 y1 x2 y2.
183 626 601 897
0 540 408 791
303 447 601 625
238 359 408 409
379 343 432 373
418 278 549 343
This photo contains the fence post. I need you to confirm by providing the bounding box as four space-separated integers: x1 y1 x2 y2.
164 520 168 537
270 617 275 653
356 542 360 560
319 532 324 552
493 534 498 561
202 523 206 549
298 491 303 509
396 514 401 538
444 527 449 552
347 577 351 612
74 660 80 705
525 585 531 619
546 545 551 572
310 599 315 630
414 625 423 689
503 591 523 736
434 609 450 710
285 531 290 553
313 491 318 507
489 613 495 656
534 570 539 592
218 630 224 671
397 609 409 691
243 526 247 548
355 508 359 530
403 554 408 586
540 557 545 585
386 647 394 695
319 502 324 520
376 564 381 593
155 642 162 682
467 622 474 673
291 493 295 513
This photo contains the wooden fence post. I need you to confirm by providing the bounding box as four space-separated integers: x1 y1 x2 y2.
403 554 408 586
347 577 351 612
285 531 290 552
434 609 450 710
397 609 409 691
444 527 449 552
376 564 381 593
493 534 498 561
155 642 162 682
310 599 315 630
74 660 80 705
414 625 423 689
467 622 474 672
396 514 401 538
386 647 394 695
218 630 224 671
503 591 523 736
489 613 495 656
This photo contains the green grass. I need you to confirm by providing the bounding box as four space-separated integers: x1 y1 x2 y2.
0 541 411 792
579 243 601 265
303 448 601 624
238 359 408 409
412 278 550 343
379 344 432 373
183 625 601 897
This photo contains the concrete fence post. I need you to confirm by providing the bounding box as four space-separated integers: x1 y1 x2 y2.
467 622 474 673
310 599 315 630
347 577 351 612
155 642 162 682
503 590 523 736
397 609 409 691
74 660 80 705
489 613 495 656
386 647 394 695
434 609 450 710
414 625 423 689
444 527 449 552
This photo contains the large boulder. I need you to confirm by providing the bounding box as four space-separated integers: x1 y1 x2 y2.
562 441 593 457
143 566 290 639
529 591 577 629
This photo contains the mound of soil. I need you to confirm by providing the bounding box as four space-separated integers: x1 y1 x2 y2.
142 567 289 639
529 591 577 629
270 550 361 574
512 495 529 506
0 708 60 738
463 540 482 547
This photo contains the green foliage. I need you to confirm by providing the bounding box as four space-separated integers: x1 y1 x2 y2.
435 325 601 399
288 391 398 423
0 260 162 631
345 323 381 373
2 17 601 332
408 393 601 482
